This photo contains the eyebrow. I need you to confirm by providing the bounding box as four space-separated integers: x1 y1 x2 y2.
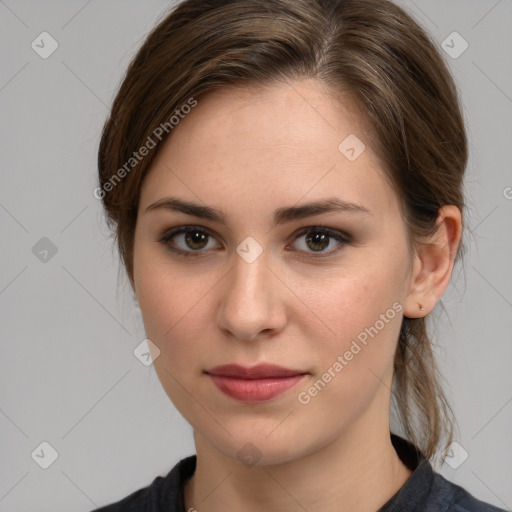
145 196 372 227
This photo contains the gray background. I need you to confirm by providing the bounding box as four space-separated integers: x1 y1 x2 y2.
0 0 511 510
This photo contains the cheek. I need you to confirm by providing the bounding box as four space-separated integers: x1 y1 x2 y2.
134 256 216 368
295 276 403 425
303 261 401 329
303 261 404 380
134 263 213 417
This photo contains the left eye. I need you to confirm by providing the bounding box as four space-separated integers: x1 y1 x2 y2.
290 227 350 256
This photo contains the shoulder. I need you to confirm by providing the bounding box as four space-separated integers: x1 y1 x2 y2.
91 482 153 511
91 476 160 512
89 455 196 512
385 435 507 512
431 471 508 512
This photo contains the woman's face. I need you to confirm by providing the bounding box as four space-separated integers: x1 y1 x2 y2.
133 79 417 464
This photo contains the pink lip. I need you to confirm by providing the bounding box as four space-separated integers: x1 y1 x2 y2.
205 364 308 403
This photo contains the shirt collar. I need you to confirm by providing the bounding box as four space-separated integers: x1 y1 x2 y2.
378 434 435 511
164 433 435 512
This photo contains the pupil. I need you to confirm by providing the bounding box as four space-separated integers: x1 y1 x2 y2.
307 232 329 252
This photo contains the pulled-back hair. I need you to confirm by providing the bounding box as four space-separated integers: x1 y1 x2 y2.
97 0 468 460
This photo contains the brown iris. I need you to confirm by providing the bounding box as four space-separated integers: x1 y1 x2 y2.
305 232 330 252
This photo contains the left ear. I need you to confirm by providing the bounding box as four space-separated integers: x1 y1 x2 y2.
403 205 462 318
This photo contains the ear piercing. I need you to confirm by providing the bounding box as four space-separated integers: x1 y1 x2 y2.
418 304 425 311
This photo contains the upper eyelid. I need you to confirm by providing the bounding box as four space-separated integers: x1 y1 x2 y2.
161 225 222 243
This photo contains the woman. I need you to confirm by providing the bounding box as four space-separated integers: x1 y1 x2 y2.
93 0 506 510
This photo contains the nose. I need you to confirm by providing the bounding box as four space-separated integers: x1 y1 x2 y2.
216 248 287 342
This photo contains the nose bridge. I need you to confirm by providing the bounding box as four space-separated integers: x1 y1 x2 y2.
216 242 285 340
231 246 269 302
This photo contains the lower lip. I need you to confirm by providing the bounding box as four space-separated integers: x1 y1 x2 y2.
208 374 306 403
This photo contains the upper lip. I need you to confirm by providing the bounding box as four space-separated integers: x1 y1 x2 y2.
205 364 308 379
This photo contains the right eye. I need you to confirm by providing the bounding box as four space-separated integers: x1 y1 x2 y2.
158 226 222 257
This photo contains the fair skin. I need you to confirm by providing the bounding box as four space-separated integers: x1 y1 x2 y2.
132 79 462 512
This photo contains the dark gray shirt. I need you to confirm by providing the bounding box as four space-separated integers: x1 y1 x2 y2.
92 435 507 511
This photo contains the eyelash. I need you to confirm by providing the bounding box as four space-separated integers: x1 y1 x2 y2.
157 225 351 259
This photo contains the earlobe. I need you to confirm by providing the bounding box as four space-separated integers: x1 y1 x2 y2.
403 205 462 318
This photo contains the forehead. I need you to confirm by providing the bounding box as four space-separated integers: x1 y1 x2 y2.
173 80 372 152
139 79 400 223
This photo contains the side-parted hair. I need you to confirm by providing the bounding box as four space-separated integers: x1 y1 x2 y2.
98 0 468 460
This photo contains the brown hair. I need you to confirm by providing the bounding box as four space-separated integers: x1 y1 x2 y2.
97 0 468 460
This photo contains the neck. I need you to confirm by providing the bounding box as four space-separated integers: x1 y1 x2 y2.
184 420 412 512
